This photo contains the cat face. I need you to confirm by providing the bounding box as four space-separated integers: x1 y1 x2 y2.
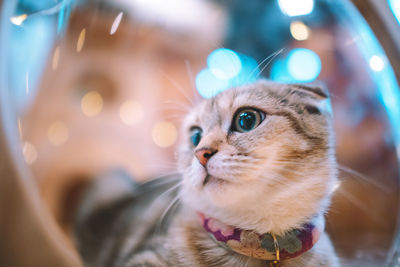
178 80 337 234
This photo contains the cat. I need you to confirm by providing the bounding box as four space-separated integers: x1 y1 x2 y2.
75 80 340 267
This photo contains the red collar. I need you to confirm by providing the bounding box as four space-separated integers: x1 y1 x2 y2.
198 212 324 262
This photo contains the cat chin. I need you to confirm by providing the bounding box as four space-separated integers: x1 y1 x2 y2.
180 177 332 235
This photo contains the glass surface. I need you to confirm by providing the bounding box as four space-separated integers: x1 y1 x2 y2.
2 0 400 265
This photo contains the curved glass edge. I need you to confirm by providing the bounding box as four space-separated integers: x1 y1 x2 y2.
388 0 400 25
0 1 81 266
338 0 400 144
339 1 400 266
327 1 400 265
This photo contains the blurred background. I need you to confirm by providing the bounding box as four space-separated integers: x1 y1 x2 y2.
1 0 400 266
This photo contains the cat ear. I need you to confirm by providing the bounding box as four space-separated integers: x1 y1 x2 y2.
292 81 330 99
292 81 333 116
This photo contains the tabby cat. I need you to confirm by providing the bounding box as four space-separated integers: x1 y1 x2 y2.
75 80 340 267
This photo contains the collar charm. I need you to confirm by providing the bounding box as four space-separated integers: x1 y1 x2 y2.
198 213 324 263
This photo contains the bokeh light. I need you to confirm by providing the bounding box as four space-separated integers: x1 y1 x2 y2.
51 46 60 71
287 48 321 82
81 90 103 117
22 141 37 164
369 55 385 72
270 58 292 83
76 28 86 53
207 48 242 80
270 48 321 83
10 14 27 26
151 121 177 148
195 68 229 99
290 21 310 41
120 100 143 126
47 121 69 146
278 0 314 17
110 12 124 35
196 49 260 99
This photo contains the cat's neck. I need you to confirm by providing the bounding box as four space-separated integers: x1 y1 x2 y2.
197 212 324 261
169 209 336 267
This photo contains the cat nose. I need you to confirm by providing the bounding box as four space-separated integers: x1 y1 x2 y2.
195 148 217 166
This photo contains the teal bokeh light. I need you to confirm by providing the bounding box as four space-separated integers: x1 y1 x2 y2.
195 68 229 99
207 48 242 80
196 49 259 99
270 48 321 83
287 48 321 82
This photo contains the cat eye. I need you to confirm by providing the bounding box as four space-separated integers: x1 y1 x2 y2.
232 108 265 133
190 127 202 147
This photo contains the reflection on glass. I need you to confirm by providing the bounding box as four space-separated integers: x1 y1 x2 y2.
389 0 400 25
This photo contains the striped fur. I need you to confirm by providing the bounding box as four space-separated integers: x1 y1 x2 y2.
75 80 339 266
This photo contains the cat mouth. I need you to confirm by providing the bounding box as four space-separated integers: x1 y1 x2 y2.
203 175 227 186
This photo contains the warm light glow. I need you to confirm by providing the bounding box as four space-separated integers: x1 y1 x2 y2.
120 100 143 126
25 72 29 94
369 55 385 72
10 14 27 26
48 121 69 146
22 142 37 164
278 0 314 16
52 46 60 70
152 121 178 148
110 12 124 35
81 91 103 117
290 21 310 41
76 28 86 52
331 181 341 193
18 119 23 138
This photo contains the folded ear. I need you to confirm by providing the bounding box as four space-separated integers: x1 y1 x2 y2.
292 81 330 99
291 81 333 117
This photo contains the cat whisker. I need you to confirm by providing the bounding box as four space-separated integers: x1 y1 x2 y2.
271 160 392 194
258 172 293 186
150 179 181 198
256 48 285 79
160 101 192 112
184 60 202 105
267 165 311 178
156 194 181 234
144 175 182 189
245 48 284 83
141 162 178 170
337 164 391 194
163 114 187 122
332 186 388 227
158 70 194 106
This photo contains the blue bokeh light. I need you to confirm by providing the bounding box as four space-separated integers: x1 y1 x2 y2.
270 58 292 83
229 54 260 86
195 68 229 99
270 48 321 83
196 49 260 99
389 0 400 25
287 48 321 82
207 48 242 80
